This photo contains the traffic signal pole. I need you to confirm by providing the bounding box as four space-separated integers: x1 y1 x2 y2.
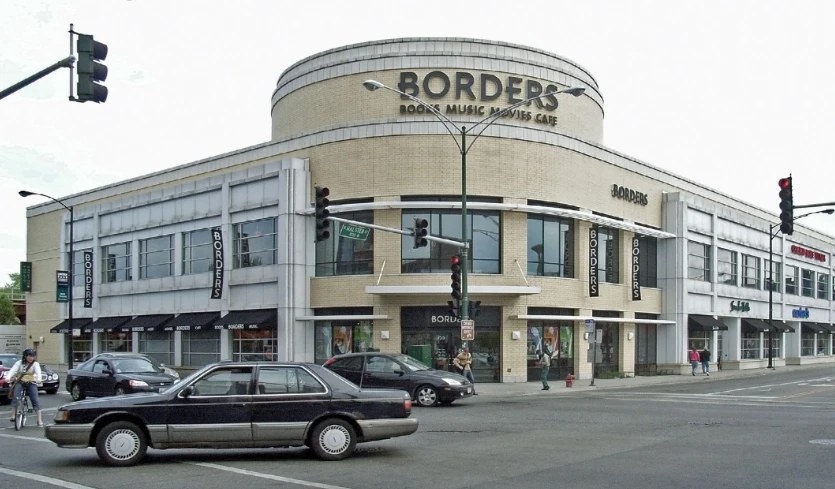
0 56 75 101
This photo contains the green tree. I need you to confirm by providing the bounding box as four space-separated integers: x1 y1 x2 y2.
0 292 20 324
3 273 20 290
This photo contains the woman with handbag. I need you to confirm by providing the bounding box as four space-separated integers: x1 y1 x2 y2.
7 348 44 427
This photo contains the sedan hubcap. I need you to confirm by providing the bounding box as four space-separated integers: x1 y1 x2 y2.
106 430 140 460
418 389 436 405
319 425 350 454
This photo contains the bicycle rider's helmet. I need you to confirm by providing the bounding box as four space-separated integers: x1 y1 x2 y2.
23 348 36 357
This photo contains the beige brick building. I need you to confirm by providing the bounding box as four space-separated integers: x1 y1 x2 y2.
21 38 835 384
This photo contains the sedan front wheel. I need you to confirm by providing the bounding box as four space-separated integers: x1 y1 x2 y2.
415 385 439 407
70 382 85 401
95 421 148 467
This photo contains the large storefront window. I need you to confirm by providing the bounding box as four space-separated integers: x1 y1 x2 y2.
816 333 830 356
801 331 815 356
401 306 500 383
183 229 213 274
140 235 174 279
638 237 657 288
765 333 781 359
233 218 277 268
527 316 574 381
526 216 574 277
688 330 710 351
401 206 500 274
233 329 278 361
635 313 658 375
99 332 132 353
314 320 375 365
688 241 710 281
139 331 174 366
316 210 374 276
182 330 220 367
741 331 760 359
69 334 93 364
595 227 619 284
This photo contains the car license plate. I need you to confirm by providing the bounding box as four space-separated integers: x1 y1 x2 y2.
466 387 472 394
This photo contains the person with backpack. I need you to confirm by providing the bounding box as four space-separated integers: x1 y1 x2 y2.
453 348 477 395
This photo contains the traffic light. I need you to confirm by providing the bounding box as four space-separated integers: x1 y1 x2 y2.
450 255 462 300
447 299 460 319
76 34 108 103
413 218 428 248
778 177 793 235
314 186 330 242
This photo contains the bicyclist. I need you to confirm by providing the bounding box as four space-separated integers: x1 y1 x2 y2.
7 348 44 427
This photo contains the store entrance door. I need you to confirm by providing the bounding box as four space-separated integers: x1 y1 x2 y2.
432 331 462 373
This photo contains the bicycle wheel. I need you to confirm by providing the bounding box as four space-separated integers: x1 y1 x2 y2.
14 403 25 431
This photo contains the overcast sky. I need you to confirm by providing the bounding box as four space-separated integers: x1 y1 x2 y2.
2 0 835 283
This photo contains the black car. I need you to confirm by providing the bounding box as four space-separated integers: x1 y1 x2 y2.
324 352 474 407
66 352 178 400
46 361 418 466
0 353 60 398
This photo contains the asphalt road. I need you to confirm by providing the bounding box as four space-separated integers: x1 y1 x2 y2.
1 367 834 489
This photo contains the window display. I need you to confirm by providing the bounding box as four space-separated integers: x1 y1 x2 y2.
315 321 374 364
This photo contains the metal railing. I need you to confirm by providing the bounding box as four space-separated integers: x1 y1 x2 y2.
0 288 25 301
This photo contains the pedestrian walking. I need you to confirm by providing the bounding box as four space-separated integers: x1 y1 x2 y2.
700 346 711 376
453 348 477 395
537 349 551 390
688 347 701 376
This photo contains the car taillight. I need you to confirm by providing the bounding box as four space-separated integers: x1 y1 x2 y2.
323 358 336 366
404 399 412 413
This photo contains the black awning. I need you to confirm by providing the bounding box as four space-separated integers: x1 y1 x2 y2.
819 324 835 334
82 316 133 333
769 320 796 333
117 314 175 332
688 315 729 332
213 309 278 331
742 318 773 332
162 312 220 332
804 322 831 334
50 318 92 334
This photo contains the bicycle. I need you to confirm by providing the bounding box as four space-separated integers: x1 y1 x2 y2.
11 381 33 431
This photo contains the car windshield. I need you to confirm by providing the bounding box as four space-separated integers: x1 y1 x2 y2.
110 358 161 374
0 354 19 367
393 354 431 372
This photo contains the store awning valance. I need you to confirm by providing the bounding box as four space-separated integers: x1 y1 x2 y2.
213 309 277 330
50 318 92 334
803 322 830 334
689 315 729 331
116 314 175 332
161 312 220 332
82 316 132 333
769 320 796 333
742 318 773 333
819 324 835 334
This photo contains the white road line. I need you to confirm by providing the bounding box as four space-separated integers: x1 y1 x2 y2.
0 467 98 489
191 462 353 489
0 432 52 442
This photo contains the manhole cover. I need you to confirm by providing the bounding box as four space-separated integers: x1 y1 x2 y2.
809 439 835 445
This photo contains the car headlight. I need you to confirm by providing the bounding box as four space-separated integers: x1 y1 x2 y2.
442 378 462 386
163 367 180 379
128 380 149 387
51 374 58 380
54 410 69 422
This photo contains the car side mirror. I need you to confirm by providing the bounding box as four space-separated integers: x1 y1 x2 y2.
182 385 195 397
393 369 404 376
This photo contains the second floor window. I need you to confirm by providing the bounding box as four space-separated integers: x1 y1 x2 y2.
596 226 620 284
316 211 374 277
742 254 760 289
140 235 174 279
67 249 93 286
102 242 131 283
817 274 829 300
527 215 574 278
687 241 710 281
765 260 781 293
785 265 798 295
717 248 737 285
233 218 277 268
183 229 213 274
402 210 500 274
801 269 815 297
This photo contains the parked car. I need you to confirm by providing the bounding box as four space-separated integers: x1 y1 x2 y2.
66 352 178 400
0 353 60 400
324 352 474 407
46 361 418 466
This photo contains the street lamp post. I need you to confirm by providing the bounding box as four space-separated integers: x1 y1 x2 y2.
363 79 584 321
767 208 834 369
19 190 76 369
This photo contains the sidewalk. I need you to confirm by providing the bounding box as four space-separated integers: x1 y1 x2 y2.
472 363 835 398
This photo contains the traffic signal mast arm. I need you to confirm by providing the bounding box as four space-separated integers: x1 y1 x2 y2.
324 215 467 248
0 56 75 101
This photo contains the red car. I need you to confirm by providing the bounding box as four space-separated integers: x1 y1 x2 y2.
0 364 10 404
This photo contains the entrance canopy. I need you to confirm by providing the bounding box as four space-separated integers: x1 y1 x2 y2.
82 316 132 333
768 320 796 333
742 318 773 332
803 322 830 334
50 318 92 334
688 315 729 331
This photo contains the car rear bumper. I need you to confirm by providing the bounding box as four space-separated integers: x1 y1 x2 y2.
357 418 418 442
45 423 95 448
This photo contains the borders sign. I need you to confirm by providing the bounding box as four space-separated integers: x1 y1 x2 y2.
211 228 224 299
588 227 599 297
631 237 642 301
83 251 93 308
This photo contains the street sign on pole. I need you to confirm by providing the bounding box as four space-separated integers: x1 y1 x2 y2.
584 319 595 335
338 224 370 241
460 319 475 340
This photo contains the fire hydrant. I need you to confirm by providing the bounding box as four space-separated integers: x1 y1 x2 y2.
565 373 574 388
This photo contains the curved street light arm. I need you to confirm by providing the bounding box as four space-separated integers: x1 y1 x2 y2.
464 87 584 153
20 191 71 212
769 208 834 239
367 82 463 154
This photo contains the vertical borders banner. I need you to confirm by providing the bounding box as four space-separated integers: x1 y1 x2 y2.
211 228 224 299
631 237 642 301
19 261 32 292
83 251 94 308
589 226 599 297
